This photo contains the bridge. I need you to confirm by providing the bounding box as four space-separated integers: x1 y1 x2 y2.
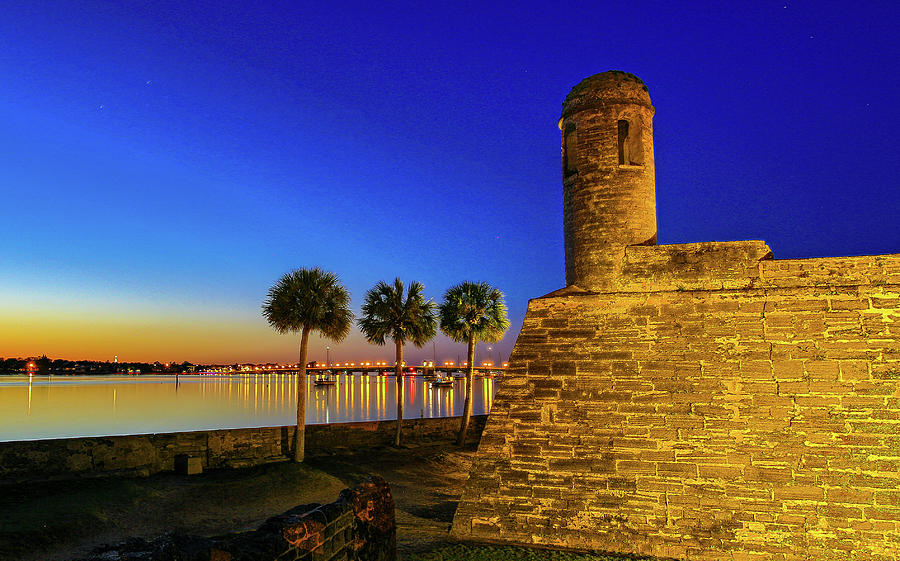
234 364 506 375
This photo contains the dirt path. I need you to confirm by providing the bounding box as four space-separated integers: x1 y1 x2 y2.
307 444 476 556
0 443 476 561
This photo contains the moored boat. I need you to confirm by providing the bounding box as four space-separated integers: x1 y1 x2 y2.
314 374 336 386
431 376 454 388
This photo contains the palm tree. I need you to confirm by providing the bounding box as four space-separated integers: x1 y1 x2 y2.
439 281 509 446
262 268 353 462
358 278 437 446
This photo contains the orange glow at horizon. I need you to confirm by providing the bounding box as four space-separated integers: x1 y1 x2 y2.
1 312 484 366
1 291 510 365
0 312 379 364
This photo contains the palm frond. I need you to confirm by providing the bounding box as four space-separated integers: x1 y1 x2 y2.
261 267 353 342
358 277 437 348
438 281 510 344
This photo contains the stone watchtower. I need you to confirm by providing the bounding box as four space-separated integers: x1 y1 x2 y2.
561 71 657 292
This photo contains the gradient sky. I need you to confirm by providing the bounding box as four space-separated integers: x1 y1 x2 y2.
1 1 898 365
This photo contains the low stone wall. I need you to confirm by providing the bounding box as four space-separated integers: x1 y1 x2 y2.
0 415 487 483
76 475 396 561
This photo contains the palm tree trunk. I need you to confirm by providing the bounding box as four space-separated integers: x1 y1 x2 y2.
457 335 476 446
394 339 404 447
293 327 310 462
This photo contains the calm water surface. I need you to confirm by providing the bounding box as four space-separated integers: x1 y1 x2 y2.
0 373 497 442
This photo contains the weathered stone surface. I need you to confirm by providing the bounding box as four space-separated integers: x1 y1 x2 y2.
619 241 773 292
452 71 900 561
340 476 396 561
561 70 657 292
0 416 487 483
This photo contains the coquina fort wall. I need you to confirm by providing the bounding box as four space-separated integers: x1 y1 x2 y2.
451 72 900 561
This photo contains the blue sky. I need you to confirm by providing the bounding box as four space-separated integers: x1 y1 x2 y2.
1 1 898 364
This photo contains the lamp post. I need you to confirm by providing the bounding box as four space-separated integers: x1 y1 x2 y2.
326 346 330 368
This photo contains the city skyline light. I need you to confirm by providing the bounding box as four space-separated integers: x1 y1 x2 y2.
1 2 898 364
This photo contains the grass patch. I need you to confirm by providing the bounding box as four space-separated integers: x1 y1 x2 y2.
0 461 344 560
0 477 155 558
404 544 656 561
1 476 154 530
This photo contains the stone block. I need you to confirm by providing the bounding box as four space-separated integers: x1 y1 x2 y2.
773 485 824 501
827 488 874 504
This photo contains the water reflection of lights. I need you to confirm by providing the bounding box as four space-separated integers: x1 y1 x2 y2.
483 378 494 412
447 384 454 418
3 374 498 441
349 376 355 414
26 375 33 416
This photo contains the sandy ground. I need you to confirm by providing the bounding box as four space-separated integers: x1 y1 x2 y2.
0 443 476 561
